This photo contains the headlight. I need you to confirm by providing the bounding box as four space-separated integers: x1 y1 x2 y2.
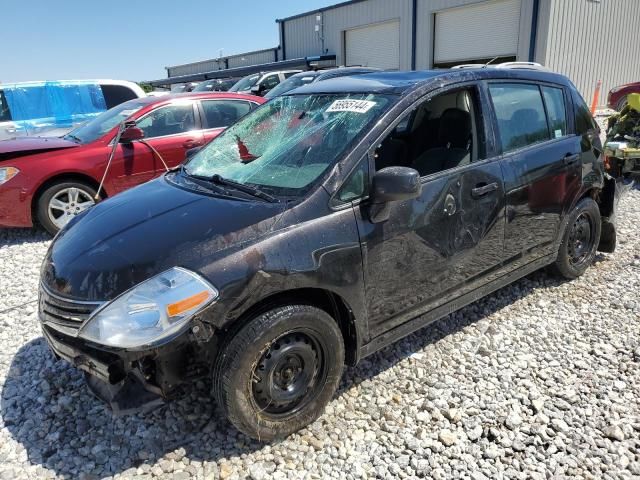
0 167 19 185
79 267 218 348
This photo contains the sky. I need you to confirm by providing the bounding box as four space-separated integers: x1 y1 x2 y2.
1 0 339 84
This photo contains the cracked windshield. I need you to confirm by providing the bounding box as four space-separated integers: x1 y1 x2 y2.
184 93 391 195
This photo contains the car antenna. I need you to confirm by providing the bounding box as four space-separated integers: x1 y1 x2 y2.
95 121 127 200
483 56 500 68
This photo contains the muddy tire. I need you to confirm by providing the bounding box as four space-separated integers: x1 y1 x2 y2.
551 197 601 279
36 181 97 235
616 96 628 112
213 305 344 441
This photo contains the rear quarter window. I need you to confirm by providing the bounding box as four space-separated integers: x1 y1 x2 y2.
572 87 598 134
100 84 139 109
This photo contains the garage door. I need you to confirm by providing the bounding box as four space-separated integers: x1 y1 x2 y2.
434 0 521 65
345 20 400 70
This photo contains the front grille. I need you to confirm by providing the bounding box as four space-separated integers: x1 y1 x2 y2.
39 284 103 334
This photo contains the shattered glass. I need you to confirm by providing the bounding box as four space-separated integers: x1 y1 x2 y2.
185 93 391 196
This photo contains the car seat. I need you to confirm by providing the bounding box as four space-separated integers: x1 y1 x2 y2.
412 108 472 176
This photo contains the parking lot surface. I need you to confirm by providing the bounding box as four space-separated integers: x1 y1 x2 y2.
0 188 639 480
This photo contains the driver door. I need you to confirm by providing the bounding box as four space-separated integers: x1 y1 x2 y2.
352 84 506 339
108 102 204 192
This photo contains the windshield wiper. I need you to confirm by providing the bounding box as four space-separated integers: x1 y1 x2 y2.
181 167 277 203
65 134 82 143
209 174 277 203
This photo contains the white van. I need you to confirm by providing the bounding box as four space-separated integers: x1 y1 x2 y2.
0 79 145 140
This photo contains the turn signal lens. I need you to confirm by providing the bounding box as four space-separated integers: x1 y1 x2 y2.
167 290 211 317
0 167 19 185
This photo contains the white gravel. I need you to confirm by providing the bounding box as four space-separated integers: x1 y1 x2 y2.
1 188 639 480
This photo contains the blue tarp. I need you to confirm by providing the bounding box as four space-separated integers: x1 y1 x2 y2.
3 81 107 134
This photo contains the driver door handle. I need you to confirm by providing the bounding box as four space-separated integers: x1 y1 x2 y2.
471 182 498 198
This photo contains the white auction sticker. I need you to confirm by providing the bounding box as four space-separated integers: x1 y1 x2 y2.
326 99 377 114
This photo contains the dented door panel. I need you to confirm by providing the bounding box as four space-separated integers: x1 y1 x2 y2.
355 160 505 338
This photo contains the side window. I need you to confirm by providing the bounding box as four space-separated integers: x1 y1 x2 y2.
136 104 196 139
201 100 251 129
261 74 281 91
572 88 598 134
541 86 568 138
100 85 138 109
488 83 550 152
337 159 369 203
374 87 483 177
0 91 12 122
283 71 298 79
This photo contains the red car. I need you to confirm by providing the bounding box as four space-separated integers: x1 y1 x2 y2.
607 81 640 111
0 92 264 233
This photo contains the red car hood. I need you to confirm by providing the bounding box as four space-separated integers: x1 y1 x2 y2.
0 137 79 160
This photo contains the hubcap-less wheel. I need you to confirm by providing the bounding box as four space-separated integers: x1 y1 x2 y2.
251 330 326 418
47 187 95 230
568 212 595 267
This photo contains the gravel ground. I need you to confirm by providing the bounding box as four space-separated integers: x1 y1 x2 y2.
1 188 639 480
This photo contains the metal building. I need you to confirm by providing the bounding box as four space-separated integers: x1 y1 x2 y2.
275 0 640 102
160 0 640 103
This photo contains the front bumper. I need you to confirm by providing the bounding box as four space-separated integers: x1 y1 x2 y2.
0 181 32 227
41 320 219 414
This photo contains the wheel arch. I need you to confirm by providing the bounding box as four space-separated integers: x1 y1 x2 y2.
221 287 361 366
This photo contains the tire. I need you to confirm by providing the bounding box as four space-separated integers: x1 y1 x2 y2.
551 197 601 279
616 96 628 112
36 181 98 235
213 305 345 441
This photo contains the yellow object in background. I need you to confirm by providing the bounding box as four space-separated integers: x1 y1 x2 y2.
627 93 640 112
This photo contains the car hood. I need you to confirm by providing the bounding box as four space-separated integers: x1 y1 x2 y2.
41 175 287 301
0 136 79 160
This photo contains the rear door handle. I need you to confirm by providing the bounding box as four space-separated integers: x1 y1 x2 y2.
471 182 498 198
563 153 580 165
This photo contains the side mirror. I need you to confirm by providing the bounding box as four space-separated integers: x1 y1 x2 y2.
119 126 144 143
250 85 261 95
185 146 202 159
368 166 421 223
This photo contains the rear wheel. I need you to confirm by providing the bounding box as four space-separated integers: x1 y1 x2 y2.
213 305 344 441
552 197 601 279
36 181 97 235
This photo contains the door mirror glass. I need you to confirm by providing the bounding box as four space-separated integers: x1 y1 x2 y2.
119 125 145 143
371 166 421 203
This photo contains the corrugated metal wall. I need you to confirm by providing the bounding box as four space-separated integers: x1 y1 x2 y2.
282 0 413 68
167 49 277 78
227 49 277 69
543 0 640 105
168 60 222 78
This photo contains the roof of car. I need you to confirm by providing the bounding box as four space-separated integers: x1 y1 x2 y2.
128 92 264 108
287 68 572 96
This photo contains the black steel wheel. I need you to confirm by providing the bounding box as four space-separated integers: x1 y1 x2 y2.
251 330 327 418
552 197 601 279
567 212 596 268
213 304 344 441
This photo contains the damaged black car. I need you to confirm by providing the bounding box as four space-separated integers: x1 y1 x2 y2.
39 67 622 441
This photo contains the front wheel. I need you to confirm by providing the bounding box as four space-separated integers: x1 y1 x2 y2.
36 181 97 235
552 197 601 279
213 305 345 441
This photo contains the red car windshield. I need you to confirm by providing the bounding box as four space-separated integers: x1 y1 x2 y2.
63 100 145 144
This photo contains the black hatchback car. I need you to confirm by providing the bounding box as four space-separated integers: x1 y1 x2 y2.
39 67 621 441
